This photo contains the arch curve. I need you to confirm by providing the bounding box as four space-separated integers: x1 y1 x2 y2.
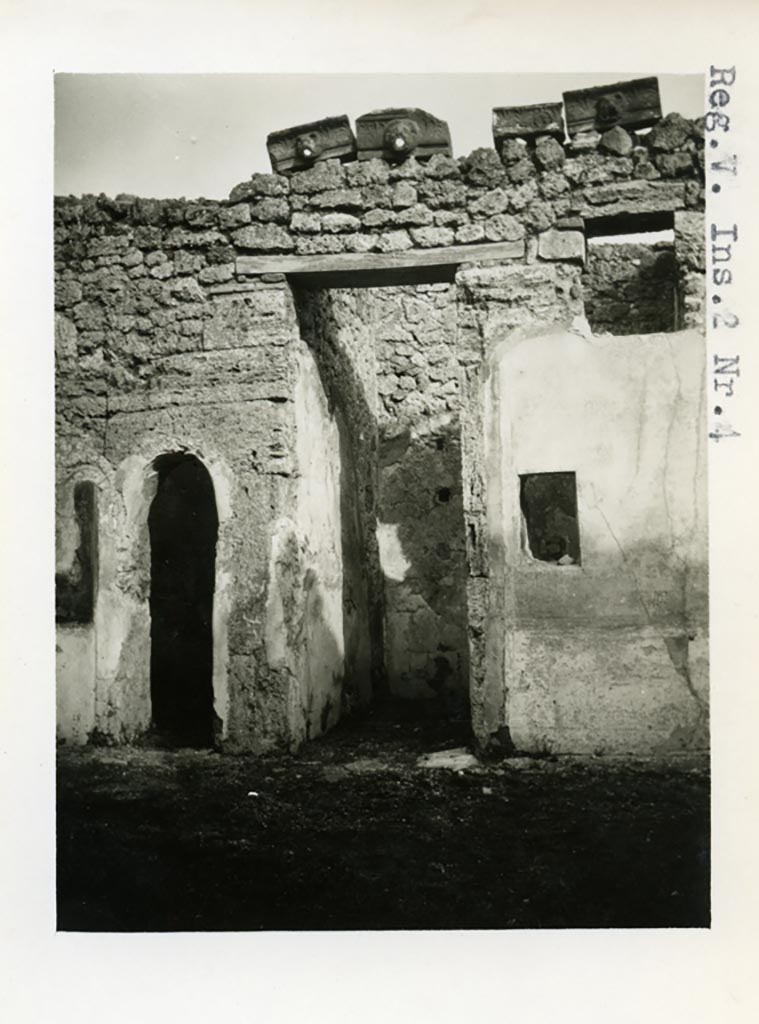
148 451 219 746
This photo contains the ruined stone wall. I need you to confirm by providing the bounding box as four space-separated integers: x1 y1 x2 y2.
224 111 704 263
55 193 346 751
55 100 707 751
372 284 469 709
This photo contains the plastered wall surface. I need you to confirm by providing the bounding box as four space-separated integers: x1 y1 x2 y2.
292 288 382 711
479 323 707 754
287 339 345 743
56 268 339 750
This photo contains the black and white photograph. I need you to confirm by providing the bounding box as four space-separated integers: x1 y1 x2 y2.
54 71 710 931
2 3 758 1022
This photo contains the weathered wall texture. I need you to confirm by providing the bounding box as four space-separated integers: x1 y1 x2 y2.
293 287 383 709
674 210 707 330
223 110 704 261
295 283 471 710
54 202 349 749
373 284 469 708
476 323 707 755
263 339 345 746
456 261 586 747
55 100 707 752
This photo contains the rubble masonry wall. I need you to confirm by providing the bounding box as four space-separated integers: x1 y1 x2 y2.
55 109 707 751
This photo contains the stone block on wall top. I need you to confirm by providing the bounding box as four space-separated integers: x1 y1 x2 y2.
563 77 662 137
537 228 586 264
267 115 357 174
492 102 564 146
355 108 452 163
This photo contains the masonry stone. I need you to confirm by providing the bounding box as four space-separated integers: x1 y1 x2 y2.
484 213 525 242
537 227 586 263
377 229 414 252
499 139 528 165
654 152 696 177
391 182 417 208
232 223 294 251
228 173 289 201
345 158 390 186
507 158 537 184
290 211 322 233
322 212 362 233
249 197 290 222
647 112 693 152
219 203 252 229
308 188 362 209
362 208 396 229
534 136 566 170
460 148 507 188
55 86 708 760
294 234 346 254
470 188 510 218
568 130 601 153
455 222 486 244
395 204 434 227
599 125 634 156
409 226 455 248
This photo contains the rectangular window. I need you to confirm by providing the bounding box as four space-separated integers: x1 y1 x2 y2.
583 211 676 335
519 472 580 566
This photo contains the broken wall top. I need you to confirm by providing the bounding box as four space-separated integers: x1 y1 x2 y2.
55 78 705 402
56 111 704 265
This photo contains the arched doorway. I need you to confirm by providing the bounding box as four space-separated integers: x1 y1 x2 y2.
148 453 218 747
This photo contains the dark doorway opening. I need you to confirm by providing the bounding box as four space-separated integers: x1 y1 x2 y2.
148 453 218 747
520 471 581 566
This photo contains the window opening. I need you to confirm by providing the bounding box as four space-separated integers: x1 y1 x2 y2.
520 472 581 566
582 212 677 335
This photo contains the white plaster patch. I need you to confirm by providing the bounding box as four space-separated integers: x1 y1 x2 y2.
409 411 454 441
376 521 412 582
569 314 593 339
264 516 301 670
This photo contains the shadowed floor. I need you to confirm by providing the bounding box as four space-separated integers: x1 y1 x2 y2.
56 709 710 931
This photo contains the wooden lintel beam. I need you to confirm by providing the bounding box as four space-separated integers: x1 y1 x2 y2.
289 264 459 289
234 240 526 279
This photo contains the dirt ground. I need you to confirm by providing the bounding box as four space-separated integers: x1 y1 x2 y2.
57 708 710 931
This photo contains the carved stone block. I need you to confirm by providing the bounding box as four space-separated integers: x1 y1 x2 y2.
266 115 356 174
563 77 662 137
537 228 586 264
355 108 452 162
492 102 564 145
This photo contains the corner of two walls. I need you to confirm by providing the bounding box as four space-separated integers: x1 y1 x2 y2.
289 286 382 721
265 326 346 748
458 251 708 756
